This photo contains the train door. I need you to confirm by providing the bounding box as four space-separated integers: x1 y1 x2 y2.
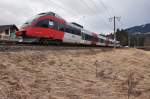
48 20 64 40
92 33 98 45
105 37 109 46
81 32 86 44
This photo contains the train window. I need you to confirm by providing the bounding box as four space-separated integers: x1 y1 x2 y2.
48 20 54 28
36 19 59 30
99 38 104 43
65 27 70 33
65 27 72 34
73 29 81 36
53 21 59 30
75 29 81 36
81 33 85 40
65 25 81 36
59 24 65 32
5 30 9 35
102 39 104 43
36 19 49 28
84 34 92 41
48 20 58 30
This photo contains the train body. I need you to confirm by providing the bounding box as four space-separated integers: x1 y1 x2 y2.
16 12 120 47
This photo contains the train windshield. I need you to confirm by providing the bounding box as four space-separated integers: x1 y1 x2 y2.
22 15 43 28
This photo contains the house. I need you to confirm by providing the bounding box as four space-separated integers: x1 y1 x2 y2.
144 36 150 47
130 32 150 47
0 25 19 42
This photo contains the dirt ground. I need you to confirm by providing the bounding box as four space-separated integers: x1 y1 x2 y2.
0 47 150 99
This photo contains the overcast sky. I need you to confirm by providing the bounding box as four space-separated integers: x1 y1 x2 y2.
0 0 150 34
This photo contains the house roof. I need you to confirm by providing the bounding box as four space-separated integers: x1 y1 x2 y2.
131 32 150 37
0 25 19 32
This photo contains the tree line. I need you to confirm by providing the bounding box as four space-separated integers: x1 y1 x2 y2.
106 29 145 47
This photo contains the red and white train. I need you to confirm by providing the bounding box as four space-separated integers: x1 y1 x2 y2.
16 12 120 47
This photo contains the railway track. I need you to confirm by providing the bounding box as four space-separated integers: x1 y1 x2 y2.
0 43 114 52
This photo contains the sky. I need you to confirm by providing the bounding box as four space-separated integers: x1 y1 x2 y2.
0 0 150 34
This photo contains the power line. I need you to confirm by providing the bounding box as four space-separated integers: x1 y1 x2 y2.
98 0 112 17
89 0 113 29
109 6 117 16
47 0 91 23
45 0 88 30
116 21 121 30
47 0 78 16
89 0 100 13
99 0 125 30
47 0 113 33
82 0 97 15
96 0 125 34
59 0 85 17
80 0 113 31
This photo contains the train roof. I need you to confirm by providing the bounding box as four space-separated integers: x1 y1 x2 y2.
81 29 93 36
38 12 66 21
71 22 83 28
38 12 55 16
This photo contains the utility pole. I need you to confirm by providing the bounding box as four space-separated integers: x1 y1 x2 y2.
114 17 116 48
109 16 121 48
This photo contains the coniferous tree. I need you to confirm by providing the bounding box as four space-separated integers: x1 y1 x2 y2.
116 29 128 46
107 29 129 46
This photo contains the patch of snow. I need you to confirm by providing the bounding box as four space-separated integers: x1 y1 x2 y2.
141 24 146 27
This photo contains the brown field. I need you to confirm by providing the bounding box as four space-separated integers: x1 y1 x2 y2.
0 47 150 99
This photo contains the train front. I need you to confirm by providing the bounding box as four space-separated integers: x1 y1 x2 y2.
16 12 66 43
16 14 43 43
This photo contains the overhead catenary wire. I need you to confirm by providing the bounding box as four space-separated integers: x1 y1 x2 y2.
116 20 121 30
97 0 112 17
89 0 113 29
98 0 125 30
46 0 78 17
46 0 114 33
81 0 113 31
81 0 97 15
97 0 125 33
47 0 90 22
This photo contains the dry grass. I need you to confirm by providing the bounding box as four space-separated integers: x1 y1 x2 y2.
0 48 150 99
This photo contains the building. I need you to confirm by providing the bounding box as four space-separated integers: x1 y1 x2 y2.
131 32 150 47
0 25 19 42
144 36 150 47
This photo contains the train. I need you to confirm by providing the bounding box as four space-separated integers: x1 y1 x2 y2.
16 11 120 47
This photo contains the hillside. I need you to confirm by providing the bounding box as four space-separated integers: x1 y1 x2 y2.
126 23 150 33
0 47 150 99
